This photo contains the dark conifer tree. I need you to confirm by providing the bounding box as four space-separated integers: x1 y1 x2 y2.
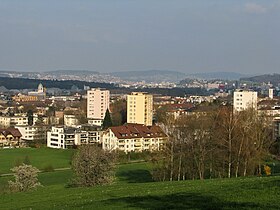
102 109 113 129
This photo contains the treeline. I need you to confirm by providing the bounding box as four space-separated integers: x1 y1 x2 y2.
152 107 274 181
0 76 212 96
0 77 115 90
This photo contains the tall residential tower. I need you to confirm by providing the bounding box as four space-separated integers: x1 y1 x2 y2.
127 92 153 126
87 88 110 125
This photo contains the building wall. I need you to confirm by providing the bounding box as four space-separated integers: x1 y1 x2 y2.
88 119 102 126
47 126 103 149
0 132 22 148
0 116 28 127
64 115 79 127
13 95 38 102
15 125 39 141
127 92 153 126
102 129 166 153
233 90 258 111
87 88 110 120
47 127 65 149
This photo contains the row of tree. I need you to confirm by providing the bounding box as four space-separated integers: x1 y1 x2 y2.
152 107 274 181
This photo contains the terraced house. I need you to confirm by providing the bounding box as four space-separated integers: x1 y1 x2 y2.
102 124 168 153
0 128 22 148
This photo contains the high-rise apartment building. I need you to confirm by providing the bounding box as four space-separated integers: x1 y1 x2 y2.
87 88 110 121
127 92 153 126
269 88 274 99
233 89 258 111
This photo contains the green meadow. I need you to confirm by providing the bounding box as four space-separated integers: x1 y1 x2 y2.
0 148 74 174
0 148 279 210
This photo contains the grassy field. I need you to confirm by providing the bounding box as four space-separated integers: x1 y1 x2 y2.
0 148 74 174
0 148 280 209
0 170 279 209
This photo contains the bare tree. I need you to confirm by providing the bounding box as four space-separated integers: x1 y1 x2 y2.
151 106 274 181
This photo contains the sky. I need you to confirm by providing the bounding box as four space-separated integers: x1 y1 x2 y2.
0 0 279 74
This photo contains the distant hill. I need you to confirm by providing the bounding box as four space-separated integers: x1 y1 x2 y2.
0 70 119 83
109 70 186 83
44 70 100 76
187 72 247 80
240 73 280 86
0 77 116 90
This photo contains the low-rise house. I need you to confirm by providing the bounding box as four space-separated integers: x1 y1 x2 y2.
0 128 23 148
102 124 168 153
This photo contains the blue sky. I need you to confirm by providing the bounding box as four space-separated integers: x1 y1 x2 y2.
0 0 279 74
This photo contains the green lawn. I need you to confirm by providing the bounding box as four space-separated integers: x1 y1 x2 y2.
0 148 74 174
0 148 280 209
0 171 279 209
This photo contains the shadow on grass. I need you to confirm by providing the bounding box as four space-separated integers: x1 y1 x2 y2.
268 179 280 188
100 193 277 210
117 169 153 183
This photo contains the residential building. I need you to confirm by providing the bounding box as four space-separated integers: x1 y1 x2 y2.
47 126 76 149
64 115 79 127
269 88 274 99
33 114 49 125
102 124 167 153
12 94 38 102
87 88 110 125
88 119 103 127
15 125 47 144
127 92 153 126
47 125 103 149
80 124 103 144
0 115 28 128
0 128 22 148
233 89 258 111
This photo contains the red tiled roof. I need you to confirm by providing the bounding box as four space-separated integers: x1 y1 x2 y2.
109 124 168 139
0 128 22 138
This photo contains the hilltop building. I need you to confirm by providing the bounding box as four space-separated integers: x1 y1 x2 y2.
13 83 46 102
28 83 46 100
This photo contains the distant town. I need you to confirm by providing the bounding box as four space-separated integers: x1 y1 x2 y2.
0 70 279 152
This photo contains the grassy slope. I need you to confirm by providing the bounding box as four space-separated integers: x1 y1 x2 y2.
0 149 280 209
0 162 279 210
0 174 279 210
0 148 73 174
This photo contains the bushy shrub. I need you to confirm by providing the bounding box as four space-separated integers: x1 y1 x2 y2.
43 164 54 172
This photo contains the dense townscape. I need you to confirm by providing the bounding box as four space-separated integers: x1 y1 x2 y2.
0 73 279 153
1 1 280 208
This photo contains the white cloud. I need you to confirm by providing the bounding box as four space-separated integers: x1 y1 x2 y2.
245 3 268 14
